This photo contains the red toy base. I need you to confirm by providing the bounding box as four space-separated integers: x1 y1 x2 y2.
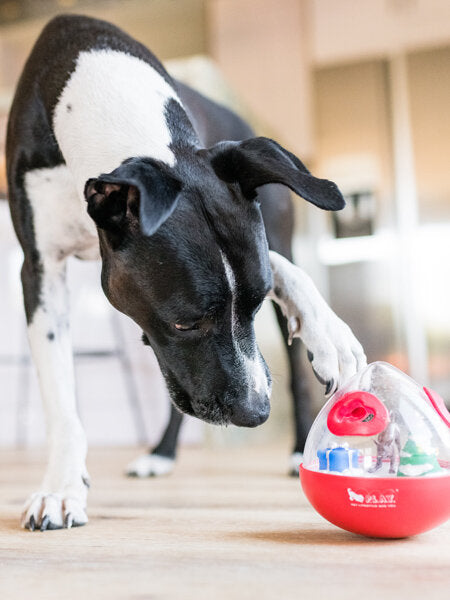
300 464 450 538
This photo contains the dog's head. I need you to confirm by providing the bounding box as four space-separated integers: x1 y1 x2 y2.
84 137 344 427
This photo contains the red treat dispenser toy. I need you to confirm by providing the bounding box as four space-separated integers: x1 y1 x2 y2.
300 362 450 538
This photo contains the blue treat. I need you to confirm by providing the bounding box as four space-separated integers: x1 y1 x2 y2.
329 447 349 471
317 447 360 472
317 448 329 470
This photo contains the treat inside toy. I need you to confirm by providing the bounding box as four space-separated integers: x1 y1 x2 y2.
303 362 450 478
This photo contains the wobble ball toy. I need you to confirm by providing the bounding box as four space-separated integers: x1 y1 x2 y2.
300 362 450 538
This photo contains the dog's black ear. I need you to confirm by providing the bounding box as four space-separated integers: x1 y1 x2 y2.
199 137 345 210
84 158 182 237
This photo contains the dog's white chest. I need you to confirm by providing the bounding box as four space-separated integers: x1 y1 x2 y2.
53 49 180 200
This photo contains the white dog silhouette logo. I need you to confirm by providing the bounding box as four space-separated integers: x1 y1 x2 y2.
347 488 364 503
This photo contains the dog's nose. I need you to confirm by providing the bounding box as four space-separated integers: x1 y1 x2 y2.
230 393 270 428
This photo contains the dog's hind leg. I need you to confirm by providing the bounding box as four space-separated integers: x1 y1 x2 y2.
271 303 313 475
126 404 183 477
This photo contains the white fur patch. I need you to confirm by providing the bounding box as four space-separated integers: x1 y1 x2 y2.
53 49 180 200
126 454 175 477
23 165 92 529
246 354 269 395
25 165 100 261
289 452 304 475
25 299 89 529
220 251 271 397
221 250 238 328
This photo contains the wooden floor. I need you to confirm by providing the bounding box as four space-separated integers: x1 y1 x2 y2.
0 445 449 600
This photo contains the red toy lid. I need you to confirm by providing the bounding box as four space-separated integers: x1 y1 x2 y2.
423 387 450 428
327 391 389 436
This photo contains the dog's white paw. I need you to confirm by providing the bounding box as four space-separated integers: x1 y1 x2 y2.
21 491 88 531
269 251 367 395
288 452 303 477
303 315 366 396
126 453 175 477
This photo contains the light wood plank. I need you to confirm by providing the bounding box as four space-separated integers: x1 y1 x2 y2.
0 445 448 599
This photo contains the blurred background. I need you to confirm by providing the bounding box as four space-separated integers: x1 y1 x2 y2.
0 0 449 452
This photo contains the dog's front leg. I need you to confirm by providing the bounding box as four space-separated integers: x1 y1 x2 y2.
268 251 367 396
21 257 89 531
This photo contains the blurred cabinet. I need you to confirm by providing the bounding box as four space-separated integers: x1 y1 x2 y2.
312 50 450 399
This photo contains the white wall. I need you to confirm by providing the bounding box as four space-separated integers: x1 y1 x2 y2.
310 0 450 66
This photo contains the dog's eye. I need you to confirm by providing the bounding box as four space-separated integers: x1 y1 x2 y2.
174 322 200 332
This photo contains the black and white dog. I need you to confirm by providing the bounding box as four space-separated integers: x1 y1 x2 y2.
6 15 365 531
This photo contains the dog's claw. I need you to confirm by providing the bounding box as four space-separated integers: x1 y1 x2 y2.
311 364 327 386
22 492 87 532
325 379 335 396
64 513 73 529
73 520 84 528
40 515 50 531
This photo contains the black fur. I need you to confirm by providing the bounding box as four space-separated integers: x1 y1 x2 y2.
85 157 183 238
7 14 344 440
201 137 345 208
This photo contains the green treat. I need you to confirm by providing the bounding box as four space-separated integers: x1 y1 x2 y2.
397 436 443 477
401 438 420 456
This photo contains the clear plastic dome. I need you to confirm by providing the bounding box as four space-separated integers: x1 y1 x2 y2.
303 362 450 478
